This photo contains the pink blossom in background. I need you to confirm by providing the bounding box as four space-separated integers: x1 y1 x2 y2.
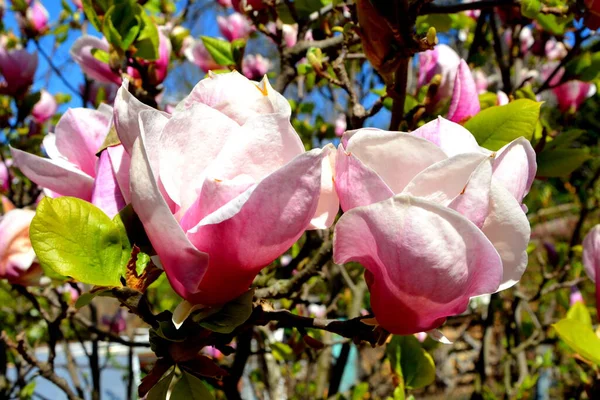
217 13 253 42
473 69 488 94
102 309 127 334
153 28 172 84
0 45 37 96
242 54 271 80
184 38 222 73
335 114 346 137
497 91 509 105
18 0 49 35
0 161 8 192
418 44 461 103
552 80 596 112
70 36 122 85
519 27 534 53
0 208 43 286
447 60 481 123
11 105 130 218
583 225 600 319
333 118 535 334
545 39 567 61
283 24 299 48
114 71 339 308
570 286 584 305
217 0 232 7
72 0 82 9
31 90 57 123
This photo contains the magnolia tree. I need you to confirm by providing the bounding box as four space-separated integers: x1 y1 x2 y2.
2 0 600 399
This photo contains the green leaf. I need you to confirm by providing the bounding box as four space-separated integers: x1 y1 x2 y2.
201 36 234 67
147 370 175 400
479 92 499 110
103 2 141 51
74 288 111 309
135 7 160 60
553 318 600 365
171 371 215 400
415 14 453 33
387 335 436 390
544 129 584 151
536 148 591 177
464 99 541 151
521 0 540 18
199 289 254 334
271 342 294 361
536 14 571 36
30 197 129 287
81 0 102 31
567 301 593 328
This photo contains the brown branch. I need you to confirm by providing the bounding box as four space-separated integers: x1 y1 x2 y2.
1 332 83 400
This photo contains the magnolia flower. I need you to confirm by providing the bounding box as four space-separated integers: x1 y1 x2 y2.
0 208 43 286
570 286 584 306
0 46 37 96
11 105 129 217
31 90 57 123
217 13 253 42
102 309 127 334
335 114 347 137
242 54 271 80
473 69 488 94
70 36 122 85
447 60 480 123
282 24 299 48
333 117 535 334
0 161 8 192
545 39 567 61
184 38 221 73
72 0 82 9
217 0 232 7
127 28 171 85
497 91 509 105
553 80 596 113
583 225 600 318
519 27 534 54
18 0 49 35
418 44 461 103
114 71 338 308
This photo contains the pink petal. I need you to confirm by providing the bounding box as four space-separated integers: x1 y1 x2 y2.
583 225 600 320
448 157 493 228
497 91 509 106
344 129 447 194
70 36 121 85
91 150 126 218
492 137 536 204
129 124 209 301
54 108 112 176
113 81 170 154
334 144 394 211
410 116 481 157
309 144 339 229
333 194 503 334
157 103 239 211
185 148 328 305
481 183 531 291
10 147 94 200
402 153 488 205
106 144 131 204
0 209 36 281
447 60 481 123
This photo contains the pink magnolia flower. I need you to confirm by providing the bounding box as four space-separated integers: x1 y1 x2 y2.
114 71 339 306
570 286 584 306
11 105 130 217
217 0 232 7
552 80 596 113
0 46 37 96
334 114 346 137
545 39 567 61
473 69 488 94
70 36 122 85
519 27 534 54
283 24 299 48
583 225 600 319
497 91 509 105
242 54 271 80
153 28 172 84
418 44 461 103
184 39 221 73
0 208 43 286
72 0 82 9
18 0 49 35
333 117 535 334
31 90 57 123
447 60 480 123
102 309 127 334
0 161 8 192
217 13 253 42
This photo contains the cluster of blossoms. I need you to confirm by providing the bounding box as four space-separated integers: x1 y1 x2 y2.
8 65 537 335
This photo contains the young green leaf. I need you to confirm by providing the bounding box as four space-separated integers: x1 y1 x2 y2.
198 289 254 333
387 335 436 390
201 36 235 67
170 371 215 400
30 197 130 287
553 318 600 365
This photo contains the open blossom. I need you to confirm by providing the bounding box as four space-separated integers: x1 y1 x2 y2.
447 60 480 123
0 208 43 286
0 45 37 96
335 114 347 137
11 105 130 218
418 44 461 103
242 54 271 80
217 13 253 42
114 71 338 307
583 225 600 318
552 80 596 113
70 36 122 85
184 38 221 73
333 117 535 334
31 90 57 123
